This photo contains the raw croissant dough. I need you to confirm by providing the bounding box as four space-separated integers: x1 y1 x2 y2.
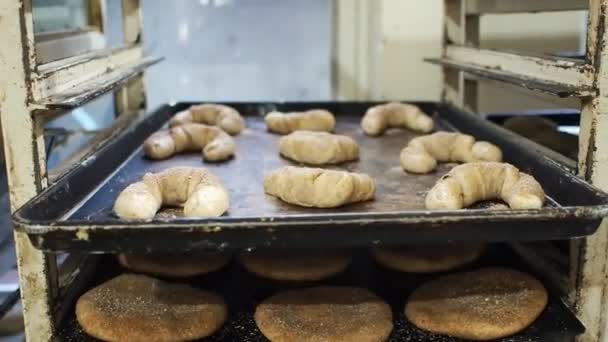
279 131 359 165
361 102 433 136
264 166 375 208
114 167 230 220
400 132 502 173
425 162 545 210
143 123 235 161
170 104 245 135
265 109 335 134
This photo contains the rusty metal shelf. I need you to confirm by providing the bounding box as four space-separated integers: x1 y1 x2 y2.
427 57 596 98
33 56 162 109
11 102 608 253
55 245 585 341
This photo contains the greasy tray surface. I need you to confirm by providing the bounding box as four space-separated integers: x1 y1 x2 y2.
56 245 584 342
13 102 608 252
73 115 453 219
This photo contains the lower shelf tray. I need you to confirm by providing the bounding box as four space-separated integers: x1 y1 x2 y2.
57 245 583 341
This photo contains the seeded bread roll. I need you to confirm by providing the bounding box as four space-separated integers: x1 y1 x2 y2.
255 286 393 342
405 267 548 340
76 274 227 341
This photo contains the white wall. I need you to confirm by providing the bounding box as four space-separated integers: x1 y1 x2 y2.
379 0 443 101
376 1 587 112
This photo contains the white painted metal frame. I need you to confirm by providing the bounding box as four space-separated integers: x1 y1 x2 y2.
332 0 381 100
1 0 607 340
441 1 608 341
0 0 147 340
466 0 588 14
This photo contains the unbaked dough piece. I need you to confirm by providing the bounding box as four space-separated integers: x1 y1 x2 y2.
76 274 227 342
240 248 352 281
169 104 244 135
143 123 235 161
361 102 433 136
371 244 484 273
255 286 393 342
265 109 335 134
405 267 548 340
425 162 545 210
263 166 375 208
279 131 359 165
118 252 230 277
400 132 502 174
114 167 230 220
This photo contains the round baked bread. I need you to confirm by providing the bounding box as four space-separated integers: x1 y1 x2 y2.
405 267 548 340
371 244 484 273
76 274 227 341
240 248 351 281
118 252 229 277
255 286 393 342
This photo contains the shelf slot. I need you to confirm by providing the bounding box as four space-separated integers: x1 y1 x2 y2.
427 46 596 98
466 0 588 14
33 56 161 109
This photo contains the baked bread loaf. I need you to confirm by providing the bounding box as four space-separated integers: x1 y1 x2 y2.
405 267 548 340
371 244 484 273
118 253 230 277
255 286 393 342
240 248 351 281
76 274 227 341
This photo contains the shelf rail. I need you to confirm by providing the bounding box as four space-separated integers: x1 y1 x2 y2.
439 1 608 341
0 0 157 340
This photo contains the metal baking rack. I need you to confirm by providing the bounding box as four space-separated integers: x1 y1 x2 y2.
11 101 608 253
1 1 608 341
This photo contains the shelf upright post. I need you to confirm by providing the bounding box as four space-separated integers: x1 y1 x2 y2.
0 0 55 340
443 0 479 112
574 1 608 341
115 0 147 117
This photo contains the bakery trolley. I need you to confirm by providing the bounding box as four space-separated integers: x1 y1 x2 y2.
2 1 608 341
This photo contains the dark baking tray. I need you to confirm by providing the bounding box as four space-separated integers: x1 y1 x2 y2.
12 102 608 252
56 245 584 341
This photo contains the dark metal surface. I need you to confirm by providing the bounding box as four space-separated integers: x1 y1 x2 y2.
55 245 585 341
425 58 597 98
0 290 20 321
12 102 608 252
486 109 581 127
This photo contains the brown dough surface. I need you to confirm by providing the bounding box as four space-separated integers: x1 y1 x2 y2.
240 248 351 281
405 267 548 340
279 131 359 165
264 166 375 208
255 286 393 342
76 274 227 342
118 253 230 277
371 244 484 273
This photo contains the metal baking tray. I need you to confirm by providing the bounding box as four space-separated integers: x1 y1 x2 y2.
12 102 608 252
56 245 584 341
